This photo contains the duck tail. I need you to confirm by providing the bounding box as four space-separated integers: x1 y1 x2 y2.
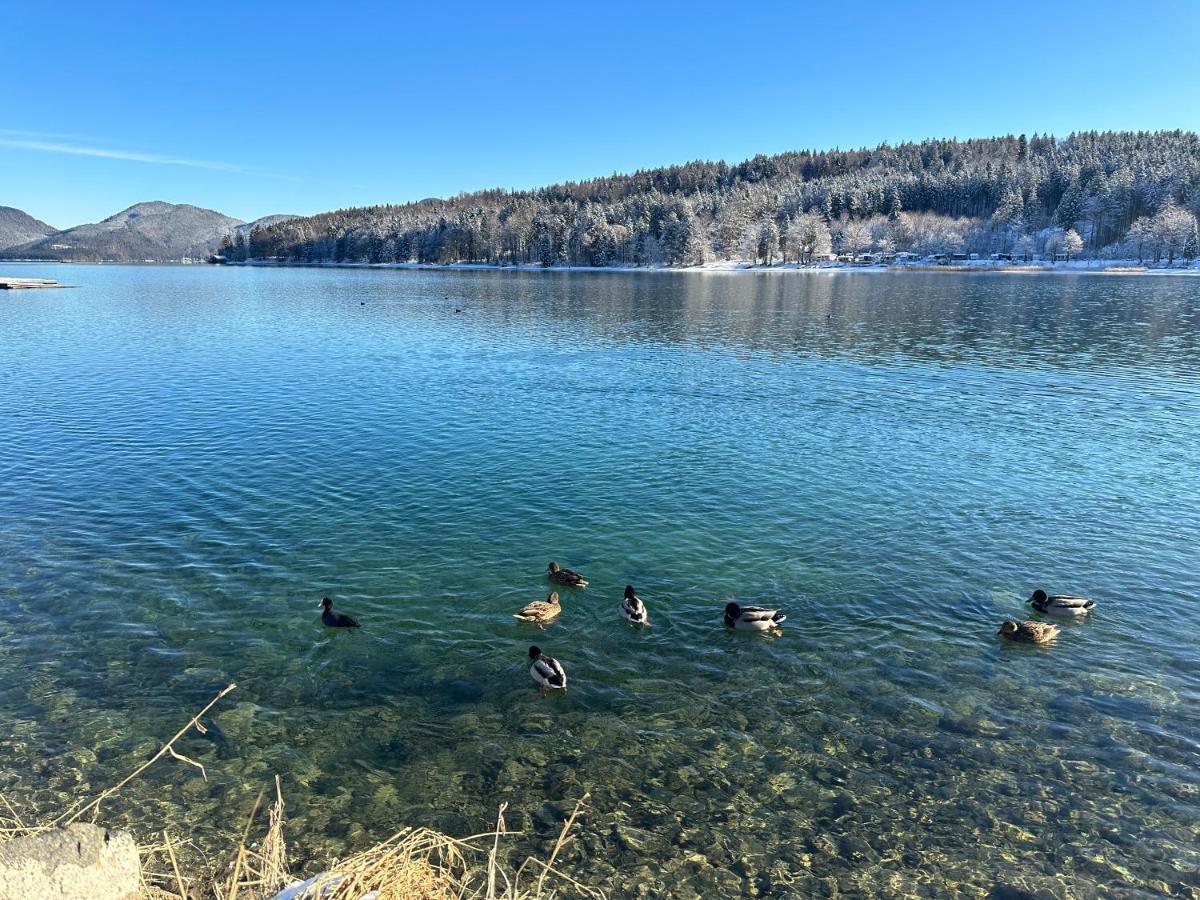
772 612 787 624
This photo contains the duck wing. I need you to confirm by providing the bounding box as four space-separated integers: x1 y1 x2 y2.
738 606 785 624
622 595 649 624
1019 621 1058 642
515 601 559 621
532 655 567 688
1049 595 1094 609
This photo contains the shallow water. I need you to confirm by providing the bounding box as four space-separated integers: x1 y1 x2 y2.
1 265 1199 897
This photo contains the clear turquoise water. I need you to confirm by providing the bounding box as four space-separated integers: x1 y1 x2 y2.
2 265 1199 897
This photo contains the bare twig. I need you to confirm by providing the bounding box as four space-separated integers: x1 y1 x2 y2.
163 830 188 900
536 794 587 897
225 787 265 900
54 683 237 827
486 802 507 900
0 792 27 832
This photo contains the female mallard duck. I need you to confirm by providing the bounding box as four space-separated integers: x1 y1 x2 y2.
528 646 567 696
547 561 588 588
620 585 651 627
998 620 1059 644
319 597 360 629
1028 589 1094 616
514 592 561 627
724 602 785 634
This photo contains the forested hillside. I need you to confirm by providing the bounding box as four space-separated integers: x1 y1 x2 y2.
218 131 1200 267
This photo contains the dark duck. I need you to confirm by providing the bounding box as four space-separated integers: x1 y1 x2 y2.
320 596 361 629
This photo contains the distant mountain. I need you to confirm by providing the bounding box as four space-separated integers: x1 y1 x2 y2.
232 214 299 239
0 206 54 250
2 202 244 262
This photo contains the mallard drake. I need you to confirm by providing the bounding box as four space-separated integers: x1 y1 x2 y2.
1028 589 1094 616
528 646 567 696
514 592 562 626
320 597 360 629
547 561 588 588
724 602 785 634
998 620 1059 643
620 585 651 627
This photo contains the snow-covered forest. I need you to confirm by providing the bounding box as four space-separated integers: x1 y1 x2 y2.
218 131 1200 267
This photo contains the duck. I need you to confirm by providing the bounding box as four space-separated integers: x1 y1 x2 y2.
320 597 361 629
547 561 588 588
620 585 651 627
528 646 567 696
1028 589 1094 616
514 592 562 627
998 619 1059 644
724 602 786 634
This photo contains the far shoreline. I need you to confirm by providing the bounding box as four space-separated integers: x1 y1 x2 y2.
229 258 1200 276
7 258 1200 276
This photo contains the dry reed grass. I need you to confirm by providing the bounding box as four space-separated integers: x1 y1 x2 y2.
0 684 606 900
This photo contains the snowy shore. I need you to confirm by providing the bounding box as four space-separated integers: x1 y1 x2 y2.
229 258 1200 275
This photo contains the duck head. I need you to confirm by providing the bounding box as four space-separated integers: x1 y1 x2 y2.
528 645 543 660
1028 589 1048 605
998 621 1018 636
547 592 560 605
624 585 636 599
724 602 741 618
547 562 560 574
320 597 333 610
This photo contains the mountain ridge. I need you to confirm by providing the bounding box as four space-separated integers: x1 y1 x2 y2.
0 206 55 250
1 202 245 262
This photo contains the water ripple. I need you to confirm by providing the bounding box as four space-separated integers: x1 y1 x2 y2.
1 265 1199 896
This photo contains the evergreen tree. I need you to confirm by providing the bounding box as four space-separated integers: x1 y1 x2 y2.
756 221 780 265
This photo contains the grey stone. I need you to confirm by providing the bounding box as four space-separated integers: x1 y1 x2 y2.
0 824 139 900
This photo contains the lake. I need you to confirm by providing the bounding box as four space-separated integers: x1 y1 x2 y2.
1 265 1199 897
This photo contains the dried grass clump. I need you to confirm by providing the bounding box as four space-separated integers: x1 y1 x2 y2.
1 684 607 900
220 793 604 900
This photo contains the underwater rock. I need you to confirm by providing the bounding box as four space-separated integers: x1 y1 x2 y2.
500 758 528 783
531 802 566 830
987 884 1046 900
517 745 549 768
836 834 878 865
445 679 483 704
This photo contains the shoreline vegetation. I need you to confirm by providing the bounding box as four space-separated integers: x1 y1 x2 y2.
212 257 1199 275
8 256 1200 276
0 685 604 900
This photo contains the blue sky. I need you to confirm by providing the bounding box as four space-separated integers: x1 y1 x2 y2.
2 0 1198 228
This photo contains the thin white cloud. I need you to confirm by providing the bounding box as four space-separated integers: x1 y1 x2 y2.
0 134 249 173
